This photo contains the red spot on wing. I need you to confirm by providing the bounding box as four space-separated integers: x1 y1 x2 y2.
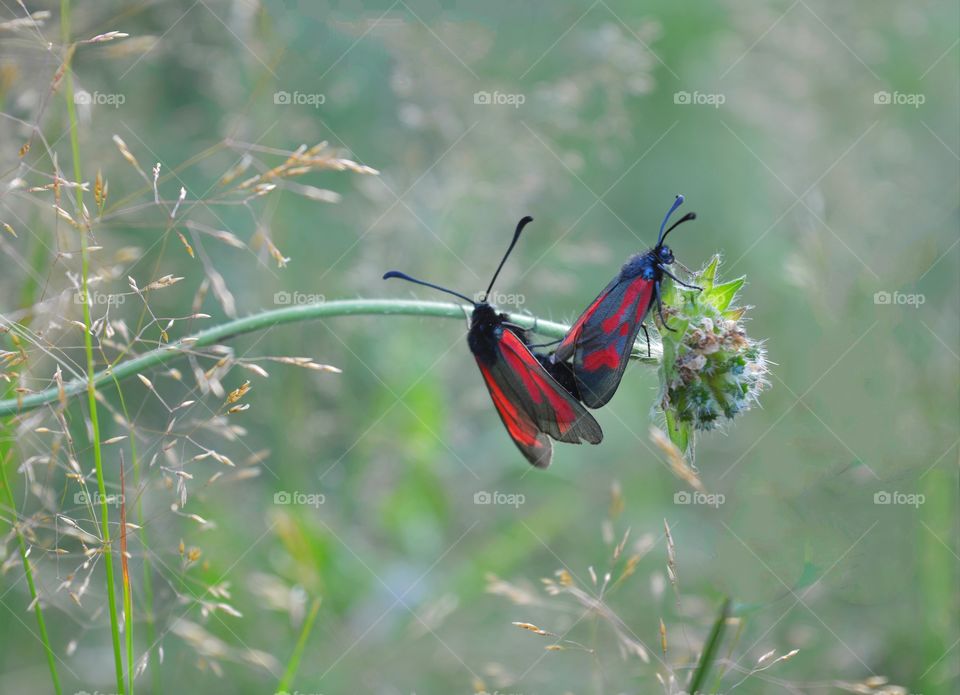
478 363 540 447
600 278 653 334
558 291 607 353
579 280 655 374
582 322 632 372
499 331 578 435
583 343 621 371
500 343 544 406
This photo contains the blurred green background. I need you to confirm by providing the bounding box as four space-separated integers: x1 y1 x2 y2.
1 1 957 693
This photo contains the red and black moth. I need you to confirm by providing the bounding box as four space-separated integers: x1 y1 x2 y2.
550 194 701 409
383 217 603 468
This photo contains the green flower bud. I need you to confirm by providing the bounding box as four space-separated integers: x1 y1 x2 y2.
656 256 768 456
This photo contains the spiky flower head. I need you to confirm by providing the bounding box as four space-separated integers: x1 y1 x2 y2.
656 255 768 456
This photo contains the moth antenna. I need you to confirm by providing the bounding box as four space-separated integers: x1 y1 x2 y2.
658 212 697 246
657 194 685 245
483 216 534 301
383 271 477 305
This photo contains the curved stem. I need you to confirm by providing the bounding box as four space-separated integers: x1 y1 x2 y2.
0 299 660 417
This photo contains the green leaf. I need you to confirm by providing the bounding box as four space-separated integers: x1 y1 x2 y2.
698 254 721 290
664 408 691 455
705 276 745 312
723 306 746 321
688 597 731 694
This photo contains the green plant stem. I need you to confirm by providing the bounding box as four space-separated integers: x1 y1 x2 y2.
277 597 322 692
919 467 956 692
60 1 126 692
0 149 60 695
0 299 661 417
113 383 156 694
0 455 63 695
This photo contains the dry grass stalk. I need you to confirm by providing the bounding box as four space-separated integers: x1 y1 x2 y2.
650 426 703 492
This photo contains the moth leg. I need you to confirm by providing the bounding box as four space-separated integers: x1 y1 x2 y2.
640 322 652 357
528 337 563 349
522 316 563 350
656 279 676 332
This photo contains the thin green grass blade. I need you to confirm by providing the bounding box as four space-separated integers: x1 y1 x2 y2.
277 597 322 692
688 597 731 694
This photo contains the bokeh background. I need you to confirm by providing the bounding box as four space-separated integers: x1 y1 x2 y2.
1 1 957 693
